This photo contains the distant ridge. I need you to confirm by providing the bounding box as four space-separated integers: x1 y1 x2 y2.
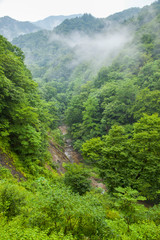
54 8 140 35
54 14 106 35
33 14 82 30
106 7 140 22
0 8 141 41
0 16 40 40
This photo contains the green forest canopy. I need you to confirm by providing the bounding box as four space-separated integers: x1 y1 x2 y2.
0 1 160 239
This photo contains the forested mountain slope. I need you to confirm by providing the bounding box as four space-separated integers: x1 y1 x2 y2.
33 14 82 30
0 16 41 40
54 14 106 35
0 14 83 41
54 8 141 34
106 7 140 22
65 0 160 200
67 0 160 141
1 1 160 239
12 11 135 114
0 34 49 167
12 0 160 201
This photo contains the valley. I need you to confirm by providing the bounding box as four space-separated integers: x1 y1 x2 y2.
0 1 160 239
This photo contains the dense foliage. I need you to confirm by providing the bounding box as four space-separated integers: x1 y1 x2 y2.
64 1 160 200
1 1 160 239
0 167 160 239
64 163 91 195
55 14 106 35
82 114 160 200
0 35 54 171
12 9 141 119
66 0 160 149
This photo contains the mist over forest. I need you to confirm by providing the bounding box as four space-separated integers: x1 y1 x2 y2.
0 1 160 239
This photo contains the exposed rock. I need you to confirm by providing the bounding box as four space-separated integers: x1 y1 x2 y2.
0 149 25 180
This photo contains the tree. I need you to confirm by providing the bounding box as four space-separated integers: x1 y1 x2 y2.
82 125 132 191
133 88 160 120
100 125 131 191
64 163 91 195
82 92 102 138
0 35 48 166
81 137 104 165
113 187 146 231
131 113 160 199
101 80 137 128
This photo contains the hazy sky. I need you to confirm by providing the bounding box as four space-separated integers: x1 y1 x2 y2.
0 0 156 21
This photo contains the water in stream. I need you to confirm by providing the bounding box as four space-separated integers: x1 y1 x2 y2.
52 125 107 191
59 125 82 164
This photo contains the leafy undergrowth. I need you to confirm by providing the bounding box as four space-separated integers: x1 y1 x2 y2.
0 156 160 240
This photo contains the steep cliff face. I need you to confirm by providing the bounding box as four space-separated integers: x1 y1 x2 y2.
49 125 82 173
0 149 25 180
49 137 71 173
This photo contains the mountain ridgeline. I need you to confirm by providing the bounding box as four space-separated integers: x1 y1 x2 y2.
33 14 82 30
0 16 41 40
0 14 82 40
54 14 106 35
0 1 160 239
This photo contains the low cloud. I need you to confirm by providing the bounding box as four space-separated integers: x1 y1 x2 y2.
50 26 132 70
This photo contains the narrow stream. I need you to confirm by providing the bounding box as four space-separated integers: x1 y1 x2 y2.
59 125 82 164
58 125 107 191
